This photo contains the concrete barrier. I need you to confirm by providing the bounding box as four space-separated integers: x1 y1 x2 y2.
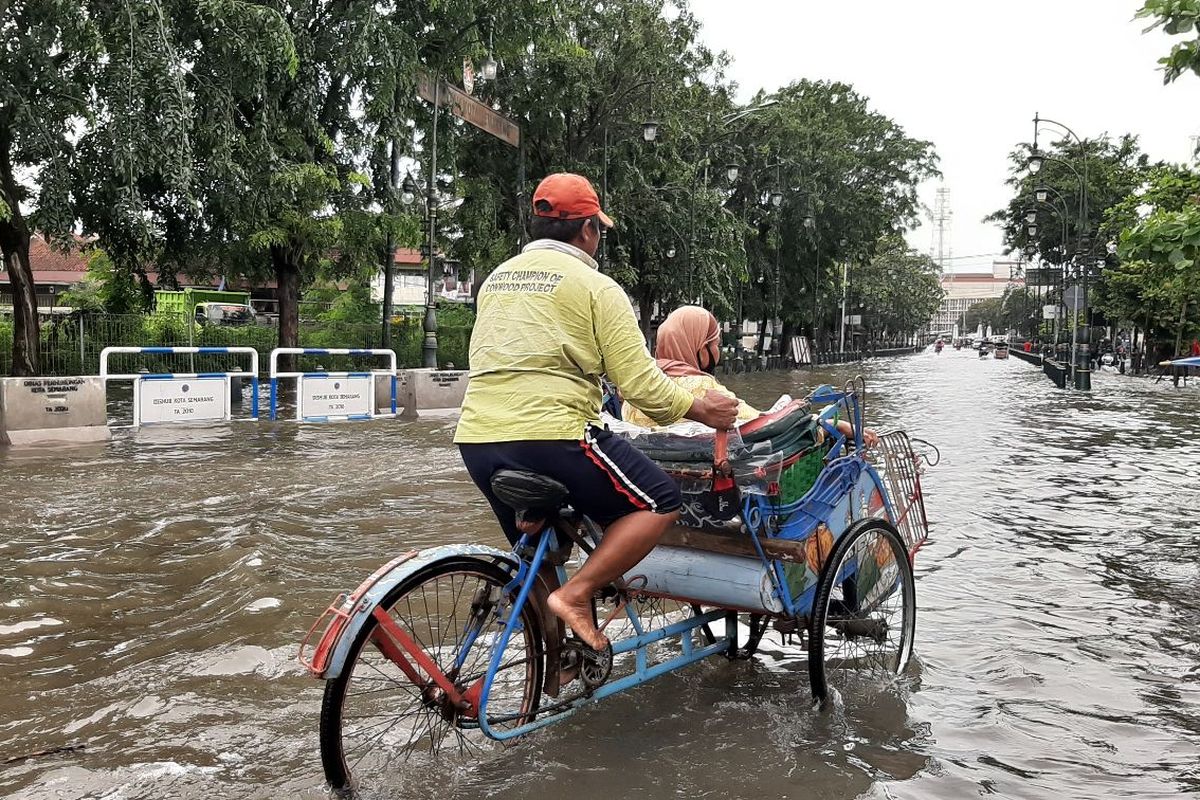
0 376 111 446
1009 347 1042 366
396 369 469 418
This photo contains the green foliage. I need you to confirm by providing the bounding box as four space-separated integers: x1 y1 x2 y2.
1118 197 1200 352
1097 165 1200 333
1137 0 1200 82
4 0 940 373
316 281 380 327
60 250 147 314
987 135 1151 265
852 235 945 339
457 2 936 334
960 297 1005 334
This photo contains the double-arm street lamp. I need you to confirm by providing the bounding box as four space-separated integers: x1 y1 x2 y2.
412 28 501 368
1026 113 1094 386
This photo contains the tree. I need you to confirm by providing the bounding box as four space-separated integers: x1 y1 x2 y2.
850 234 944 346
1137 0 1200 83
59 249 143 314
986 135 1151 266
452 0 742 334
730 80 938 350
960 297 1005 335
1118 199 1200 356
998 285 1040 338
1096 165 1200 338
0 1 99 374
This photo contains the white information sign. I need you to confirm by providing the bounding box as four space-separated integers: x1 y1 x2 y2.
790 335 812 365
300 375 372 420
136 376 229 425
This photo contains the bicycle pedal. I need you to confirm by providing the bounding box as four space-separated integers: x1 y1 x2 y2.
563 639 613 690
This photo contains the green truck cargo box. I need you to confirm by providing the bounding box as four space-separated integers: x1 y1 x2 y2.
155 288 251 316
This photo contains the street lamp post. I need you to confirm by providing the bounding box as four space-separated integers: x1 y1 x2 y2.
597 79 659 269
685 102 777 305
1027 185 1071 346
411 26 501 367
421 77 442 368
1029 113 1092 387
381 137 401 348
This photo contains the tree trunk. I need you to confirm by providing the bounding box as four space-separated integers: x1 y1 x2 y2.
1174 298 1189 358
780 319 795 361
271 245 302 374
0 231 37 376
0 128 39 376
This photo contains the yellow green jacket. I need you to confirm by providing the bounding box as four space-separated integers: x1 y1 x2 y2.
622 373 759 429
454 240 695 443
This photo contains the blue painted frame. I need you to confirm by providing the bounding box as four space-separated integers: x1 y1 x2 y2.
322 384 913 745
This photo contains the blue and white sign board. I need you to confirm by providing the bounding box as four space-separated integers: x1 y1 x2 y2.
135 375 230 425
298 375 372 421
269 348 398 422
100 346 259 429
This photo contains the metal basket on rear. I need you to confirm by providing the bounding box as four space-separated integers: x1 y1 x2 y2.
875 431 932 555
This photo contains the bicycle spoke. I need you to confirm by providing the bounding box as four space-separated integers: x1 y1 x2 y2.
322 561 543 791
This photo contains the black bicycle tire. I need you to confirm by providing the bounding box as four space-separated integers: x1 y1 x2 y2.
318 556 544 792
807 518 915 704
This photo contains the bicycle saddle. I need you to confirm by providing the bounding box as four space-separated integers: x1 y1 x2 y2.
490 469 570 512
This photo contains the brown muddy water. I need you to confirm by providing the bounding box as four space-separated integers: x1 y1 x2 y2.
2 351 1199 799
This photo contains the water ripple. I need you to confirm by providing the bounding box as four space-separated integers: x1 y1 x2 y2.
1 355 1199 798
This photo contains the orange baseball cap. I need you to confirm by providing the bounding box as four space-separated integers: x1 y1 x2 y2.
532 173 614 228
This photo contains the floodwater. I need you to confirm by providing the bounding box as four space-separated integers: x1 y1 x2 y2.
2 352 1199 800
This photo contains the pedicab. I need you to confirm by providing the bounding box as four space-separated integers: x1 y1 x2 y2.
299 379 934 792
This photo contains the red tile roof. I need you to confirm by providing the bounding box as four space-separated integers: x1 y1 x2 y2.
29 234 92 277
2 237 424 288
394 248 424 266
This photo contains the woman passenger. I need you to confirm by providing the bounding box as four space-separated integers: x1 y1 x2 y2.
621 306 877 445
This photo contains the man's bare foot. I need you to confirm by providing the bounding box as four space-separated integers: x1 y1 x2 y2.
547 589 608 651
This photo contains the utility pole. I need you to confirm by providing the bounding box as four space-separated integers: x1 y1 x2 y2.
839 258 849 354
932 185 952 272
422 79 441 369
381 137 400 348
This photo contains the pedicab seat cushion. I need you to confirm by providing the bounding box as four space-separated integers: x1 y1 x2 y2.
617 398 828 525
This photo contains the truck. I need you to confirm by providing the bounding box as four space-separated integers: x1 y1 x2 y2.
154 288 257 327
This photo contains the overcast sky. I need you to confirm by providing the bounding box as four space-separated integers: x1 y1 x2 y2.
688 0 1200 274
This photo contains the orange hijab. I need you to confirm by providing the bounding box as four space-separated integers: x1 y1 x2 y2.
655 306 720 377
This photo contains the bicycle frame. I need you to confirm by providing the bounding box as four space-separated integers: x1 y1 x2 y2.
473 527 733 740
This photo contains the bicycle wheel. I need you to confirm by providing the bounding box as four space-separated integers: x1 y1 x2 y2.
807 518 915 704
319 557 543 792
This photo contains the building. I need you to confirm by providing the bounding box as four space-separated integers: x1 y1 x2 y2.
370 250 475 307
0 234 91 311
0 234 242 313
927 260 1022 338
1 237 465 315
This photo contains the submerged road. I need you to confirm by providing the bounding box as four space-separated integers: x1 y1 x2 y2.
1 350 1198 799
